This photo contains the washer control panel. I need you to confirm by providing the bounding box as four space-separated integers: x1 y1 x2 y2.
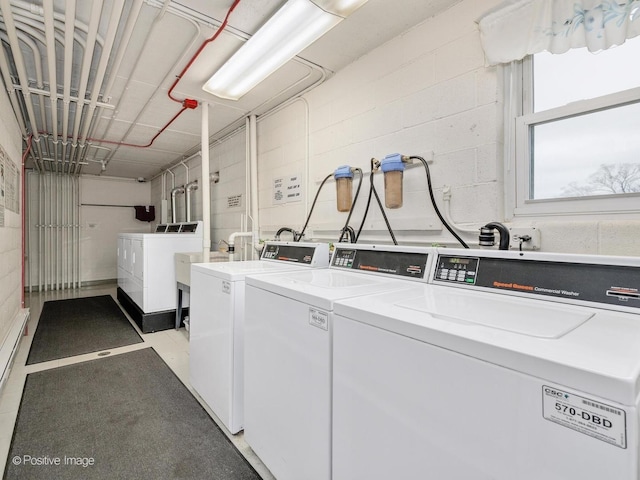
435 256 479 284
432 251 640 311
261 242 329 267
332 247 429 279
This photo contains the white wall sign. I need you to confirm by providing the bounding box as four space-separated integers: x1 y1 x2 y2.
227 194 242 209
273 173 302 205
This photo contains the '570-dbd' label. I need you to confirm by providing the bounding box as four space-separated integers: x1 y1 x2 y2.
542 385 627 449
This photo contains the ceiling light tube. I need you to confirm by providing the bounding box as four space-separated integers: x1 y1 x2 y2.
203 0 368 100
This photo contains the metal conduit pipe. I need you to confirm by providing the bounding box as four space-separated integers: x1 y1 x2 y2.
8 0 106 45
2 12 96 51
74 175 80 288
100 0 198 169
16 34 47 143
0 34 28 138
77 0 126 174
0 0 42 165
185 180 198 223
100 0 144 101
70 0 104 174
249 115 259 259
201 102 211 262
180 161 189 185
62 1 76 174
171 186 185 223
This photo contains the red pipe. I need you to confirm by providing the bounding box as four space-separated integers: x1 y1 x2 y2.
87 106 188 148
86 0 241 149
168 0 242 104
21 134 33 308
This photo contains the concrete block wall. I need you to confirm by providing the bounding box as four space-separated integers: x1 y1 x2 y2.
150 126 247 251
0 84 24 344
256 0 504 246
149 0 640 256
79 176 151 282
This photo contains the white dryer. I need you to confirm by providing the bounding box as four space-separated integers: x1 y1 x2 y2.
332 248 640 480
243 244 435 480
117 221 203 332
189 241 329 434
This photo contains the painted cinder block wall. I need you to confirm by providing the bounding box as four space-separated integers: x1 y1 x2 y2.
256 0 504 247
0 82 24 343
152 0 640 257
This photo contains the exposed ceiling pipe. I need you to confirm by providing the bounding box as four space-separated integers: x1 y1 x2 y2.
99 0 200 170
15 34 46 133
61 0 76 174
0 0 43 168
70 0 104 175
77 0 127 175
185 179 198 222
99 0 144 103
7 0 106 46
1 11 101 51
43 0 58 170
0 32 28 138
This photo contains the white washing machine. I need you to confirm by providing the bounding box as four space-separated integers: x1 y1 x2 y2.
189 241 329 434
243 244 435 480
332 248 640 480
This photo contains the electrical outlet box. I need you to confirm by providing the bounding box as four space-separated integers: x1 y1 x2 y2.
509 227 541 251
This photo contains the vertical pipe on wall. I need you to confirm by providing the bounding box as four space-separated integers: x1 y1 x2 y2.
38 173 42 290
75 176 80 288
249 114 259 261
26 171 32 293
201 102 211 262
43 173 49 291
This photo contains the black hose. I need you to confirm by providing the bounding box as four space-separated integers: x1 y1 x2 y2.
372 177 398 245
297 173 333 241
338 168 363 243
275 227 299 241
355 161 376 242
410 155 469 249
355 158 398 245
483 222 510 250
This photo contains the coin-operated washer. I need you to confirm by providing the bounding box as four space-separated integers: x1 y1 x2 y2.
242 244 435 480
189 241 330 435
331 248 640 480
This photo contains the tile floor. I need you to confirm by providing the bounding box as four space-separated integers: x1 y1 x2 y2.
0 283 275 479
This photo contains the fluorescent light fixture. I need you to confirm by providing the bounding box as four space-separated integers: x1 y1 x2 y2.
203 0 369 100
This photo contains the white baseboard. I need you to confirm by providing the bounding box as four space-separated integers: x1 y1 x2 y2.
0 308 29 393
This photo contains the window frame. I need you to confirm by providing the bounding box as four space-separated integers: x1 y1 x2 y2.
505 55 640 219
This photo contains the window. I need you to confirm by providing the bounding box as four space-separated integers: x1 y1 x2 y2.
508 36 640 217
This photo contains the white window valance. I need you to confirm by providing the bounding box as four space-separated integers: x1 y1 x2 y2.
478 0 640 65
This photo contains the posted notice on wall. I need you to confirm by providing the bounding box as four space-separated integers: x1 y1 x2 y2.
273 173 302 205
0 146 5 227
0 144 21 227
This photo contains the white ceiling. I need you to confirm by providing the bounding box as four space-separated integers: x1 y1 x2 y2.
0 0 460 178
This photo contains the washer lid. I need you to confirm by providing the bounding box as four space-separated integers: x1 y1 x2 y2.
333 284 640 405
399 289 594 338
191 260 308 281
245 269 412 310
